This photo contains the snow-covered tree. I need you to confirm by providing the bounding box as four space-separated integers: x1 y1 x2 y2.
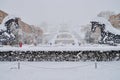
0 29 15 45
0 16 19 45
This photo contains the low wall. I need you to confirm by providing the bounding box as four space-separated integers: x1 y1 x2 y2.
0 50 120 61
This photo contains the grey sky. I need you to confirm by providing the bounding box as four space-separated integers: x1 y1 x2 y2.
0 0 120 26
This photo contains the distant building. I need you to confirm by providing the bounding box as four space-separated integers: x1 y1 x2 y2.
97 11 114 20
49 30 79 46
0 10 8 24
80 24 101 44
109 13 120 29
17 18 43 45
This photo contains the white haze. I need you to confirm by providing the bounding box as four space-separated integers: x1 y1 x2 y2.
0 0 120 27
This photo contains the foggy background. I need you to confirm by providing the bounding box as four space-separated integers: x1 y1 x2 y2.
0 0 120 26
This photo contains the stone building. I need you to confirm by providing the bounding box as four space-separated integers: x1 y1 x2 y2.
80 24 101 44
0 10 8 24
49 30 79 46
16 17 43 45
109 13 120 29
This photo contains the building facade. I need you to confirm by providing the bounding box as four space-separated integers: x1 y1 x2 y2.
109 13 120 29
49 30 79 46
0 10 8 24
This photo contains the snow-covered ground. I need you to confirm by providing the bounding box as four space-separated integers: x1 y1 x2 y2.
0 61 120 80
0 44 120 51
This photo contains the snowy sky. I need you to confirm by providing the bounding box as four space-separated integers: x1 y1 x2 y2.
0 0 120 26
